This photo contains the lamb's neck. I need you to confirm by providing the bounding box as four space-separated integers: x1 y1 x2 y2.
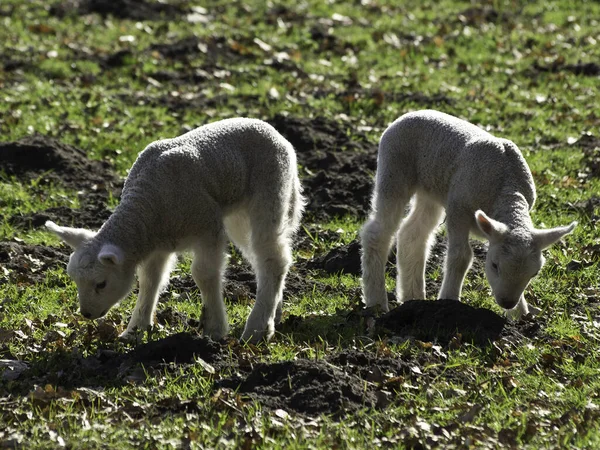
95 202 153 264
491 191 533 231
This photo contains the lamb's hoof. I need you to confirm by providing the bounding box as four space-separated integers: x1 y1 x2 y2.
364 302 390 315
241 326 274 344
204 327 228 341
506 305 539 321
202 320 229 341
119 328 144 344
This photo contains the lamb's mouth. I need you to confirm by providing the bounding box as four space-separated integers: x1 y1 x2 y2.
81 308 109 319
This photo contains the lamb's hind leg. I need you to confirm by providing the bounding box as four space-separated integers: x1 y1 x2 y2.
439 215 473 300
396 193 444 301
241 236 291 343
121 251 177 339
240 207 293 343
360 189 409 312
192 233 229 340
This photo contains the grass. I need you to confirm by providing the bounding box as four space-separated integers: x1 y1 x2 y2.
1 0 600 448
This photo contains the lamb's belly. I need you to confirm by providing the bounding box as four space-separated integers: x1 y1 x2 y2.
414 187 449 209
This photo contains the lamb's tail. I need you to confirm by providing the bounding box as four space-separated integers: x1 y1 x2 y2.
287 172 305 235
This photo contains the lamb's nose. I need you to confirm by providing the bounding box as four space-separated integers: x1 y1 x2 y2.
81 311 92 319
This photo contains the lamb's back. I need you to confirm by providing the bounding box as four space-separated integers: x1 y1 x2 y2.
380 110 534 207
123 118 292 206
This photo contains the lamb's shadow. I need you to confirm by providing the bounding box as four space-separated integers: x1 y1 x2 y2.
376 299 506 346
275 298 506 347
18 332 226 392
19 300 504 394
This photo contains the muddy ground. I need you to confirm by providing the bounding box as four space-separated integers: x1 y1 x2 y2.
0 115 562 417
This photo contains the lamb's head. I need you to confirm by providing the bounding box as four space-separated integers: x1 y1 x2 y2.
45 221 135 320
475 211 576 311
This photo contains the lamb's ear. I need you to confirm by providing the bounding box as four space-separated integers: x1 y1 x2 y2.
45 220 96 249
98 244 125 266
534 221 577 250
475 210 508 240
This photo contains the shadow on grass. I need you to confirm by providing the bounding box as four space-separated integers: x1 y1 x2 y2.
376 299 506 347
275 298 506 347
13 332 225 392
15 300 505 395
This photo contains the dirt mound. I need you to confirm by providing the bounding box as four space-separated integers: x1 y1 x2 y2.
307 240 362 275
269 115 376 221
219 359 378 416
0 134 121 194
376 299 506 346
0 242 70 285
9 204 113 231
2 134 121 230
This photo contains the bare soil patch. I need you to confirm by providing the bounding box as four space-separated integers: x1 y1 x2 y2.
0 241 69 285
269 114 377 221
2 134 119 230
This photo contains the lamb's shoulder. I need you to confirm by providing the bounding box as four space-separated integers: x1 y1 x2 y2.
498 139 536 207
393 110 494 141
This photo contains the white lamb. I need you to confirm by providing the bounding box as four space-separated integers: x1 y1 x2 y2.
360 110 576 318
46 118 304 343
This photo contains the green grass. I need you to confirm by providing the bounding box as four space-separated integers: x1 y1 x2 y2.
2 0 600 448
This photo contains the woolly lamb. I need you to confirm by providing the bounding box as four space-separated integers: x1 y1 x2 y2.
360 110 576 318
47 118 304 343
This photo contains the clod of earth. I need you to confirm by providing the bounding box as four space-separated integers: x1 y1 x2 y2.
123 332 223 366
376 299 506 346
0 242 70 285
1 134 121 230
0 134 120 189
307 239 362 275
34 332 226 389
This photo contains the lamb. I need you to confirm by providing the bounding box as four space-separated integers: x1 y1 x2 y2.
360 110 576 318
46 118 304 343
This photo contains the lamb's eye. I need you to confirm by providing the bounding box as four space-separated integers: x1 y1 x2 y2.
96 281 107 290
491 262 498 272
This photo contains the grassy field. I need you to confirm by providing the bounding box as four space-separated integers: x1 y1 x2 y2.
1 0 600 448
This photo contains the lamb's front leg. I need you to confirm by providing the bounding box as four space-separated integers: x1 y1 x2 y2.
192 238 229 340
396 194 444 301
121 252 176 340
360 198 406 311
438 226 473 300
